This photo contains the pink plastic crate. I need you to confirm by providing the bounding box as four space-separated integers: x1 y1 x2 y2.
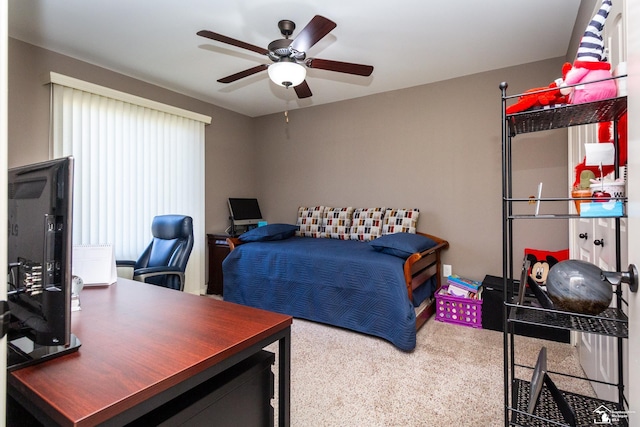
435 286 482 328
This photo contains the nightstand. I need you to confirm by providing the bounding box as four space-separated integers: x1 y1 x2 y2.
206 233 234 295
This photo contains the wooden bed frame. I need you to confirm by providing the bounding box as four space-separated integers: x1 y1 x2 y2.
226 232 449 331
405 232 449 328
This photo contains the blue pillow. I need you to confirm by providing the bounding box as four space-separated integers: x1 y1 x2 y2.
369 232 437 259
239 223 298 242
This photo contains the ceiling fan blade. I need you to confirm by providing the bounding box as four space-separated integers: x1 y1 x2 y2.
294 80 313 99
197 30 269 56
306 58 374 76
217 64 269 83
290 15 336 53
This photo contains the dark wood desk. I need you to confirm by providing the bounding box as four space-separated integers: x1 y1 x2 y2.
8 279 292 426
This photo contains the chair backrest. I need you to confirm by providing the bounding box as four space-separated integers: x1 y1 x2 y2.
136 215 194 290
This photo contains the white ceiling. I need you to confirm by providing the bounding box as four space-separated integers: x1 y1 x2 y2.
9 0 581 117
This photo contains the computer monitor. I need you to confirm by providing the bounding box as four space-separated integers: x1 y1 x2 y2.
227 198 264 236
228 198 263 226
7 156 81 370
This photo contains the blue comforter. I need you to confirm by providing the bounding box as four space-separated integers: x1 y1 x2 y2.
223 236 434 351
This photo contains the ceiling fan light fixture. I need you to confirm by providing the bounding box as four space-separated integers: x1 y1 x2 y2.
268 61 306 88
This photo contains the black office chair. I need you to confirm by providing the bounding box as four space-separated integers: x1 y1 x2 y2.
117 215 194 291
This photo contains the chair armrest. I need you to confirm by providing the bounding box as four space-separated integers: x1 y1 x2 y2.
116 260 136 268
116 260 137 280
134 266 183 275
133 266 185 291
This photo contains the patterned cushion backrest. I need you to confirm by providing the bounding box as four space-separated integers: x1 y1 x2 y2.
296 206 325 237
350 207 386 241
382 208 420 235
322 207 354 239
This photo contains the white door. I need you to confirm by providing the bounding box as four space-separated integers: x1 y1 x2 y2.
624 1 639 421
575 217 623 401
575 218 594 261
570 0 628 404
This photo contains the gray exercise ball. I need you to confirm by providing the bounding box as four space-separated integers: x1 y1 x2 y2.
546 259 613 315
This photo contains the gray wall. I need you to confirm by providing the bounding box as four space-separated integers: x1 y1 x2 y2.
9 37 570 282
253 59 571 280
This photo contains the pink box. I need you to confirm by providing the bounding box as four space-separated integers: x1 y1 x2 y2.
435 286 482 328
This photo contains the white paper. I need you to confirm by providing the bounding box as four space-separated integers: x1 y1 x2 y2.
447 284 470 298
72 244 117 286
584 143 615 166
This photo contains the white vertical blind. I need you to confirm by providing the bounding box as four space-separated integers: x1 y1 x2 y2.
50 80 209 294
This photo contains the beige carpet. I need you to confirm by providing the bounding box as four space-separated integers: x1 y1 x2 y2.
266 317 594 426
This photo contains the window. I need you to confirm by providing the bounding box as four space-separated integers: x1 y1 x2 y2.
50 73 211 294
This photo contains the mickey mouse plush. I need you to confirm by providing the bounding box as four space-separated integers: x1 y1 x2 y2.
524 248 569 287
526 253 560 287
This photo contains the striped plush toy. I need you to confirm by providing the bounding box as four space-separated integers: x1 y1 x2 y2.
560 0 617 104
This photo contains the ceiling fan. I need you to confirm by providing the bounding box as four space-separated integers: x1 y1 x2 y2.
197 15 374 99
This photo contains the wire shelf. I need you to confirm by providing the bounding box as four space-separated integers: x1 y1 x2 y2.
510 379 628 427
508 305 628 338
506 97 627 136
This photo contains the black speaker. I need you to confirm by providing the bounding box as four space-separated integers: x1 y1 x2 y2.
481 275 570 343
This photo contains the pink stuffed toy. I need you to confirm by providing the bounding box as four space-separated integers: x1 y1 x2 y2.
561 0 617 104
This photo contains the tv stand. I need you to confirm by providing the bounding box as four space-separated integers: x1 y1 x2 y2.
7 333 81 372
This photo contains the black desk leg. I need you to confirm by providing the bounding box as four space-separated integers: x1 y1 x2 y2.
278 328 291 427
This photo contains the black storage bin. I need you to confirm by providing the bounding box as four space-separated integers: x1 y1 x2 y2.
481 275 570 343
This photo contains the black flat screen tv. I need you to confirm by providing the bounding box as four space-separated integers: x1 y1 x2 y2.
7 156 81 370
227 198 263 227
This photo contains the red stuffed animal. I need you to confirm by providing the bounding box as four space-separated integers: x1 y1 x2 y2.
506 63 572 115
573 112 627 188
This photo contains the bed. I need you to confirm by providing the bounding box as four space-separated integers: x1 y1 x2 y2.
222 226 448 351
